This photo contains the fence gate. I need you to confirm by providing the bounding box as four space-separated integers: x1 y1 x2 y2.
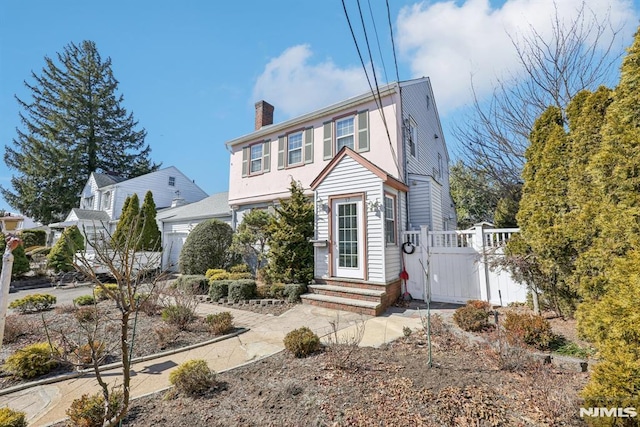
401 225 527 305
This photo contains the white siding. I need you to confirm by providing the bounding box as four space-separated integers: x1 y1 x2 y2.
431 182 443 232
384 186 402 282
401 80 456 228
408 174 432 230
314 156 386 283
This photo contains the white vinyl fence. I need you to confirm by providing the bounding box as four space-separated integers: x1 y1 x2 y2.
401 225 527 306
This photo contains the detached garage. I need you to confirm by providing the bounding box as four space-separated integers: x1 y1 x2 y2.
157 192 231 272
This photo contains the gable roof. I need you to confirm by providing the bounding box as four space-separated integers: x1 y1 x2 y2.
69 209 111 222
156 192 231 223
93 172 126 188
310 147 409 192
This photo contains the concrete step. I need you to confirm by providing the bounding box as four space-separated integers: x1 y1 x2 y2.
300 293 382 316
315 278 387 291
307 284 385 303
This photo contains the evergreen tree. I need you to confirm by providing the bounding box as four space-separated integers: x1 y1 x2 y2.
517 106 577 315
449 161 500 228
139 191 161 251
230 209 271 274
111 194 140 249
179 219 234 275
47 225 85 272
266 180 314 284
0 234 30 278
3 40 159 224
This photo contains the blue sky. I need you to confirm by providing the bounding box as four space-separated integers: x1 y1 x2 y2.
1 0 638 218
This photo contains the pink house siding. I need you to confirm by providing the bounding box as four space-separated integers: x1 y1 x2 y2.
227 89 401 208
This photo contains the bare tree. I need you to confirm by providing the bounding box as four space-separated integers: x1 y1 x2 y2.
454 2 625 197
66 220 166 426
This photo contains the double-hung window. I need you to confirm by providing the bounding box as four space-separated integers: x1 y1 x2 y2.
250 144 263 174
287 131 303 166
384 195 396 245
323 110 369 160
336 117 355 151
168 176 176 187
408 117 417 157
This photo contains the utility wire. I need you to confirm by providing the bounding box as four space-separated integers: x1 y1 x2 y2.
347 0 401 176
386 0 401 83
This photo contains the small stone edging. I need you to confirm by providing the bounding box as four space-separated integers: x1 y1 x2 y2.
195 295 286 306
0 328 249 397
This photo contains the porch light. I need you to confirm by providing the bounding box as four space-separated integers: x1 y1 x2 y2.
368 198 382 213
316 196 328 213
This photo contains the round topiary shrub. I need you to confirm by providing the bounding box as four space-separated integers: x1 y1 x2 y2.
0 407 27 427
66 391 123 427
169 359 216 396
503 311 557 350
284 326 320 358
206 312 234 335
453 303 491 332
179 219 235 275
73 295 96 306
4 342 58 379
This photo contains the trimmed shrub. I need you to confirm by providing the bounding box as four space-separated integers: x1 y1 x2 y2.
20 229 47 247
47 225 84 272
66 390 123 427
206 312 234 335
169 359 216 396
284 327 320 358
229 264 250 273
228 272 253 280
94 284 119 301
466 299 492 311
205 268 226 279
0 407 27 427
228 279 257 301
209 280 232 301
269 283 286 299
0 233 30 278
4 342 58 379
179 219 235 275
503 311 556 350
283 283 307 302
161 305 195 330
453 303 491 332
73 295 96 306
173 274 208 294
208 271 230 281
9 293 56 314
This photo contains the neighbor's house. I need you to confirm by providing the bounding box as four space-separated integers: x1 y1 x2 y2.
226 77 456 315
50 166 208 244
156 191 231 271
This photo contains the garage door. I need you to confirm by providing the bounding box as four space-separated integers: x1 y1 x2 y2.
163 232 189 272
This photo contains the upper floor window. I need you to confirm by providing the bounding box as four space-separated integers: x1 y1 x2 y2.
242 140 271 177
103 191 111 209
250 144 263 173
168 176 176 187
288 131 303 165
407 117 417 157
438 153 443 180
336 117 355 151
83 196 94 209
323 110 369 160
384 195 396 245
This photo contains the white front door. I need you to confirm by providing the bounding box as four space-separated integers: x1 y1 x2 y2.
332 197 364 279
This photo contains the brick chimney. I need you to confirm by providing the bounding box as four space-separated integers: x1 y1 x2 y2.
255 100 274 130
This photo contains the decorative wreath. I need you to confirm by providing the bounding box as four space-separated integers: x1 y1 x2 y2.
402 241 416 254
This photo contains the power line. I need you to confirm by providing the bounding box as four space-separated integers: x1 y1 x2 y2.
386 0 400 83
366 0 389 84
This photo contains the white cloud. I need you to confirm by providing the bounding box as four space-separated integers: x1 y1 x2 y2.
397 0 637 115
252 45 371 118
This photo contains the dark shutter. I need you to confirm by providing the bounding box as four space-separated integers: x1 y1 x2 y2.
241 147 249 177
262 140 271 172
304 127 314 164
323 122 332 160
277 136 286 170
357 110 369 152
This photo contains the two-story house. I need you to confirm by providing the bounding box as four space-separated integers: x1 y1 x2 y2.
51 166 208 244
226 77 456 315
